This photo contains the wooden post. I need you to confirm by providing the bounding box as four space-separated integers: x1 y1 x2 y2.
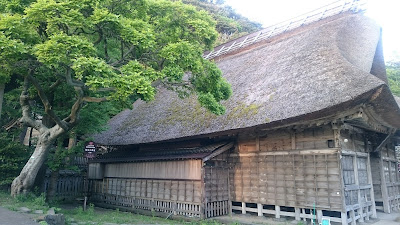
353 156 364 222
291 131 296 150
241 202 246 214
200 166 205 219
350 209 356 225
341 212 347 225
338 149 348 225
302 208 306 222
379 155 391 213
295 208 300 221
317 209 323 224
257 203 262 216
367 153 377 218
256 136 260 151
275 205 280 218
227 168 232 216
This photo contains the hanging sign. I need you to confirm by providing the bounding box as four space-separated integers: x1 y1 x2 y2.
84 141 97 159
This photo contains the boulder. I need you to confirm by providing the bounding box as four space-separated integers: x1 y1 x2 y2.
45 213 65 225
47 208 56 215
34 210 44 214
19 207 31 213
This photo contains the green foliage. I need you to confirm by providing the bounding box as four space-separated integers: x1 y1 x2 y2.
0 190 50 212
181 0 262 44
1 86 23 125
14 192 49 210
46 138 78 171
387 62 400 97
34 33 96 67
1 0 230 115
62 204 181 224
0 132 32 186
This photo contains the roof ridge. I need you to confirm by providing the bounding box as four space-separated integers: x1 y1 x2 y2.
203 0 367 60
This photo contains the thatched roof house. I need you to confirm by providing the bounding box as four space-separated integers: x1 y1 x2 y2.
94 12 400 146
90 7 400 225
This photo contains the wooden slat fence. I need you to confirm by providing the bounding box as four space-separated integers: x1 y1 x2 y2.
90 178 203 218
42 172 86 198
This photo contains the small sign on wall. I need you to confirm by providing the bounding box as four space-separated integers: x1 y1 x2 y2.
84 141 97 159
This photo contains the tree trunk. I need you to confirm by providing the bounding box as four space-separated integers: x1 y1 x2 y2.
0 83 4 125
11 137 52 196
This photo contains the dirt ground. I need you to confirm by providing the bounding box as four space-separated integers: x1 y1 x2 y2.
0 206 38 225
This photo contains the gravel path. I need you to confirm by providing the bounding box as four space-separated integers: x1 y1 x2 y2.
0 206 38 225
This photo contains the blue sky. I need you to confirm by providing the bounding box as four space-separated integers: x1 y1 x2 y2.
224 0 400 62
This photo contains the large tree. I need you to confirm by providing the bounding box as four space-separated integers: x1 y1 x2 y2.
0 0 231 196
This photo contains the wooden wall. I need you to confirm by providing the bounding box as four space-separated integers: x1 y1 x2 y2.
104 160 202 180
88 163 104 179
90 178 203 217
370 140 400 213
203 151 230 218
89 159 203 217
228 125 345 223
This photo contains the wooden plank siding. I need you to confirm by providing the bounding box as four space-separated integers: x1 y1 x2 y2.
104 160 202 180
370 140 400 213
87 124 399 223
202 150 231 218
90 178 203 217
89 157 231 218
228 125 347 224
89 160 204 217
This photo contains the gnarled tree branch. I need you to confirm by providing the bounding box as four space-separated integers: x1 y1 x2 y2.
19 73 47 132
65 67 85 87
27 73 69 131
49 79 62 91
64 87 84 126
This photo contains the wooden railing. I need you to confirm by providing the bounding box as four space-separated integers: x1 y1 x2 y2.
203 0 367 60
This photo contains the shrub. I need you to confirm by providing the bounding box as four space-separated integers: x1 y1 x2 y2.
0 132 32 187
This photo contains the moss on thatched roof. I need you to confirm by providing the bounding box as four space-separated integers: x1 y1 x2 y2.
94 13 400 146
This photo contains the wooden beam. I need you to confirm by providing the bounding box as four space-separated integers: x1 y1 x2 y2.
203 143 234 162
291 131 296 150
367 153 377 218
372 129 396 153
353 156 364 223
379 156 390 213
230 148 339 157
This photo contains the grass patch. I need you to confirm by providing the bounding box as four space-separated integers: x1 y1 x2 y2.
0 190 50 212
61 205 239 225
61 204 181 225
0 190 236 225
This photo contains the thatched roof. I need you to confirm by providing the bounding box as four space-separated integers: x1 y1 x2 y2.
94 13 400 146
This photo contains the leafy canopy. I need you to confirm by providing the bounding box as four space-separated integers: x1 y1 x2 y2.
0 0 232 120
182 0 262 45
387 61 400 97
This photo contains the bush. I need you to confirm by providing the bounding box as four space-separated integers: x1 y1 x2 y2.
0 132 32 187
